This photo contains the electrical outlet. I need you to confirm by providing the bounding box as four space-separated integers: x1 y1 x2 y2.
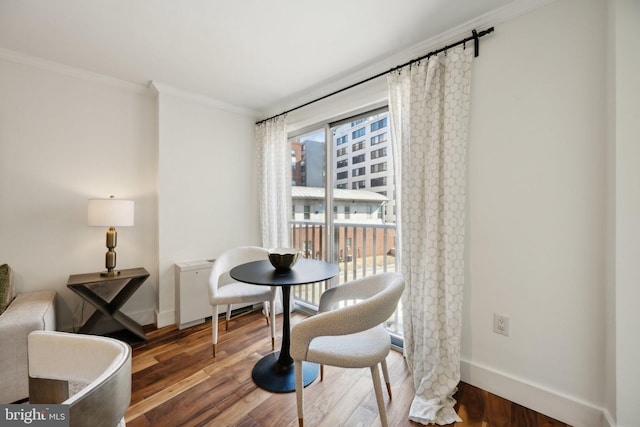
493 313 510 337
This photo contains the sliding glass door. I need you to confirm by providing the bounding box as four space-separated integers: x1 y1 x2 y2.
289 108 402 340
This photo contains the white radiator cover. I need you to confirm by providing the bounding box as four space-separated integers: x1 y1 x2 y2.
175 260 213 329
174 260 255 329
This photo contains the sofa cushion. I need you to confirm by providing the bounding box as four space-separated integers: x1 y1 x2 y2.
0 289 57 403
0 264 14 316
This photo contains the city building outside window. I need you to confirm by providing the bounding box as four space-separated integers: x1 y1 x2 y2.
371 133 387 145
371 177 387 187
352 141 365 151
371 147 387 159
371 162 387 173
352 127 365 139
352 154 366 164
352 167 366 177
371 117 387 131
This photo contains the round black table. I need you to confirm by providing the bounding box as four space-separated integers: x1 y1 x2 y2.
230 258 339 393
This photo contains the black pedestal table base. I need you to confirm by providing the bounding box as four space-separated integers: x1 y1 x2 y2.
252 352 319 393
230 258 339 393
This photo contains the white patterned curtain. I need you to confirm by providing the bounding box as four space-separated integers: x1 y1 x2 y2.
255 114 290 313
387 45 473 425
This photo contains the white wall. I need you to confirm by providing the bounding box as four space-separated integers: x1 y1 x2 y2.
155 84 260 327
0 57 158 331
604 0 617 423
465 0 607 424
613 1 640 425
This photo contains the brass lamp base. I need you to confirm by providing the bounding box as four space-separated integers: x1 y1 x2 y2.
100 270 121 277
101 227 120 277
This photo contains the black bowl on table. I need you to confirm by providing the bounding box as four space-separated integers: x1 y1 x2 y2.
268 248 300 270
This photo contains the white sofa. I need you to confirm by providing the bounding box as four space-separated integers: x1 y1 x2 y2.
0 265 56 403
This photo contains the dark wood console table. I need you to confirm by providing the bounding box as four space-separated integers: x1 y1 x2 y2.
67 267 149 344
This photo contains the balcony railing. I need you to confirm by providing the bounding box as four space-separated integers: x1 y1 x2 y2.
290 220 402 337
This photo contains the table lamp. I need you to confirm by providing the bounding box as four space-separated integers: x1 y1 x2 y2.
88 196 134 277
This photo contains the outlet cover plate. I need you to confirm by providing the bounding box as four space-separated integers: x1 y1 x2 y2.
493 313 510 336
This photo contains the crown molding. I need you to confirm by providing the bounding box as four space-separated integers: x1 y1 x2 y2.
262 0 557 120
407 0 556 57
150 81 260 118
0 47 152 95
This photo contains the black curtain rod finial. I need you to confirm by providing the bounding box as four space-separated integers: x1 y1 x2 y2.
472 29 480 57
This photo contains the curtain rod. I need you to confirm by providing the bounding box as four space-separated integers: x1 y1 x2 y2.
256 27 494 125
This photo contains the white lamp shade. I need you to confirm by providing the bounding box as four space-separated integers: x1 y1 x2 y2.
88 199 134 227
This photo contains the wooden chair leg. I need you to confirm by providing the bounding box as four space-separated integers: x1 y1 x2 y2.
269 298 276 350
295 361 304 427
320 365 324 381
381 358 392 399
212 305 219 358
225 304 231 331
370 364 388 427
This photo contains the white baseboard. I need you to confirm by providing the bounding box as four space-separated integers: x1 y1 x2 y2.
155 308 175 328
126 307 156 328
460 360 607 427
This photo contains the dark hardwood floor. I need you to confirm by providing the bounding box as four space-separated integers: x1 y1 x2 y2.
126 309 571 427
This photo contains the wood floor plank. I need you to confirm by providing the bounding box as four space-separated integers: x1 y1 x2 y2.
484 392 511 427
248 388 298 427
131 353 159 374
200 387 273 427
316 367 384 427
387 365 419 427
455 383 486 426
141 375 228 427
511 402 539 427
126 369 210 422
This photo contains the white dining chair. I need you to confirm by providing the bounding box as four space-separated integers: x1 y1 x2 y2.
208 246 276 357
27 331 131 427
290 272 405 427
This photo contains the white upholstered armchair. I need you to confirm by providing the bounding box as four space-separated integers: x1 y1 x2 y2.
208 246 276 357
28 331 131 427
291 272 405 427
